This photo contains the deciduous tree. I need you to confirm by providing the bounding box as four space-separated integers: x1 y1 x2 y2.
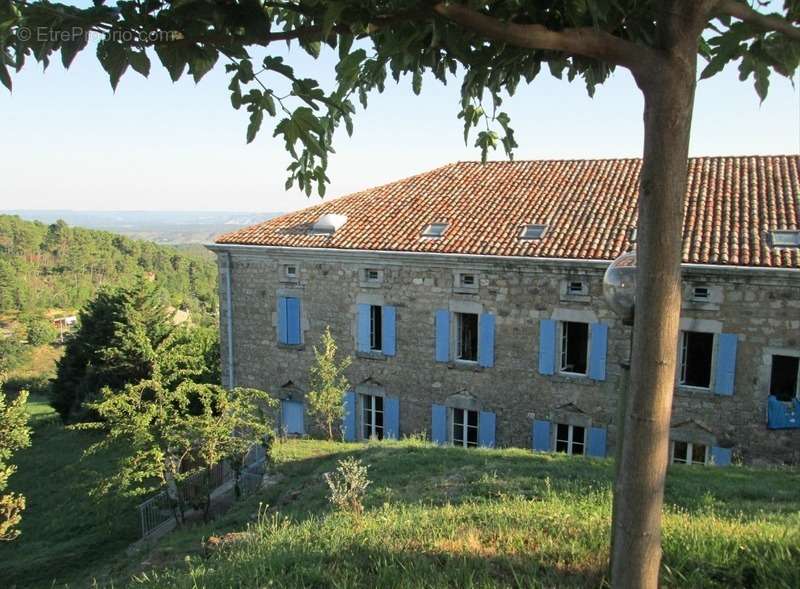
3 1 799 585
307 327 351 441
0 379 30 542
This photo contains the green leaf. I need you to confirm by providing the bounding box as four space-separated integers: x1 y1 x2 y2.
188 46 217 83
246 108 263 143
127 50 150 78
0 62 11 91
97 40 128 91
154 43 188 82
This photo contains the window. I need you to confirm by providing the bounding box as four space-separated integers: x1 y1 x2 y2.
361 394 384 440
568 281 586 295
365 268 380 283
555 423 585 455
459 273 476 287
679 331 714 388
767 230 800 247
692 286 710 301
520 224 547 240
284 265 297 279
455 312 479 362
671 440 708 465
559 321 589 375
422 223 448 238
369 305 383 352
452 408 478 448
770 355 800 402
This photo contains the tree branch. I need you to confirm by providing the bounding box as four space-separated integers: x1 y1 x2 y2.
431 2 658 75
716 0 800 41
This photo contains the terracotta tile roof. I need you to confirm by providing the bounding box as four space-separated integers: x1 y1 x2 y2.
216 155 800 269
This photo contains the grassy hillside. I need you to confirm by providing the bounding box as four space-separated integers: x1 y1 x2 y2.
0 397 140 588
133 439 800 589
1 424 797 588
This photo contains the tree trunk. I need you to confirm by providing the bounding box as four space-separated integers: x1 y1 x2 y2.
610 4 702 586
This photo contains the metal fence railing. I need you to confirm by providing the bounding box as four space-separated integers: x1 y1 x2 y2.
136 444 268 539
138 490 175 539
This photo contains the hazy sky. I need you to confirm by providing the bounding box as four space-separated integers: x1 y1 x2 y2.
2 8 798 213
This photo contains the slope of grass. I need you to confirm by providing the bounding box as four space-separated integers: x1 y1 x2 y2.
132 439 800 589
0 405 140 588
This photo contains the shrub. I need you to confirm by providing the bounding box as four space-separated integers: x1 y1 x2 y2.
324 457 370 514
24 317 57 347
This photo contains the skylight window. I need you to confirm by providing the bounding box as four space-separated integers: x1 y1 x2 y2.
422 223 448 238
768 230 800 247
520 224 547 240
312 213 347 234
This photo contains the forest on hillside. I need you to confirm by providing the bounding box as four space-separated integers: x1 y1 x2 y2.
0 215 218 317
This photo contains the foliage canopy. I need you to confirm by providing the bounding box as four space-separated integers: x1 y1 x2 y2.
1 2 797 193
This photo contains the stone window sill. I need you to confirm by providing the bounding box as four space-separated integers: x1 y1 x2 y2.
277 343 305 351
447 360 483 372
356 351 387 361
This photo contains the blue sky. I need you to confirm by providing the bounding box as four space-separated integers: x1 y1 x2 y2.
1 9 798 213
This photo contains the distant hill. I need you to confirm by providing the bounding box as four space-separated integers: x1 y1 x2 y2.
0 215 219 317
2 210 282 245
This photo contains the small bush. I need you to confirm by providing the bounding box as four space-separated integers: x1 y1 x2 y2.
323 457 370 514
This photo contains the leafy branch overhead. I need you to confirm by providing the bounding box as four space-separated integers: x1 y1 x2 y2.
2 1 798 193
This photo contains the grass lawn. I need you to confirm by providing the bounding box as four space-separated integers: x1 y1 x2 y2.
130 439 800 589
0 403 140 588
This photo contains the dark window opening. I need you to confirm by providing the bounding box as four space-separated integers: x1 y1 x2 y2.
693 286 710 300
361 394 384 440
369 305 382 351
555 423 585 455
456 312 479 362
770 355 800 402
460 274 476 287
672 441 707 465
366 269 380 282
568 281 585 294
680 331 714 388
453 408 478 448
560 321 589 375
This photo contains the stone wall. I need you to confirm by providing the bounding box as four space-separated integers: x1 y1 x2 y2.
212 245 800 465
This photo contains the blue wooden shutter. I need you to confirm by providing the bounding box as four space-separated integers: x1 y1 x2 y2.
587 426 607 458
478 313 496 368
281 400 305 435
714 333 738 396
479 411 496 448
431 404 447 444
711 446 731 467
384 397 399 440
382 306 396 357
532 419 552 451
589 323 609 381
277 297 288 343
342 391 356 442
435 310 450 362
285 297 302 345
356 303 371 353
538 319 557 375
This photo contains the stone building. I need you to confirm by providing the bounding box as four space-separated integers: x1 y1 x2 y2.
209 156 800 465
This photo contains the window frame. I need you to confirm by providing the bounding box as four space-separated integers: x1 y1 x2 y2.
451 407 479 448
558 320 590 376
670 440 709 465
454 311 479 364
519 224 548 240
365 268 381 283
360 393 384 441
554 423 585 456
422 223 448 238
679 330 716 390
769 353 800 402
